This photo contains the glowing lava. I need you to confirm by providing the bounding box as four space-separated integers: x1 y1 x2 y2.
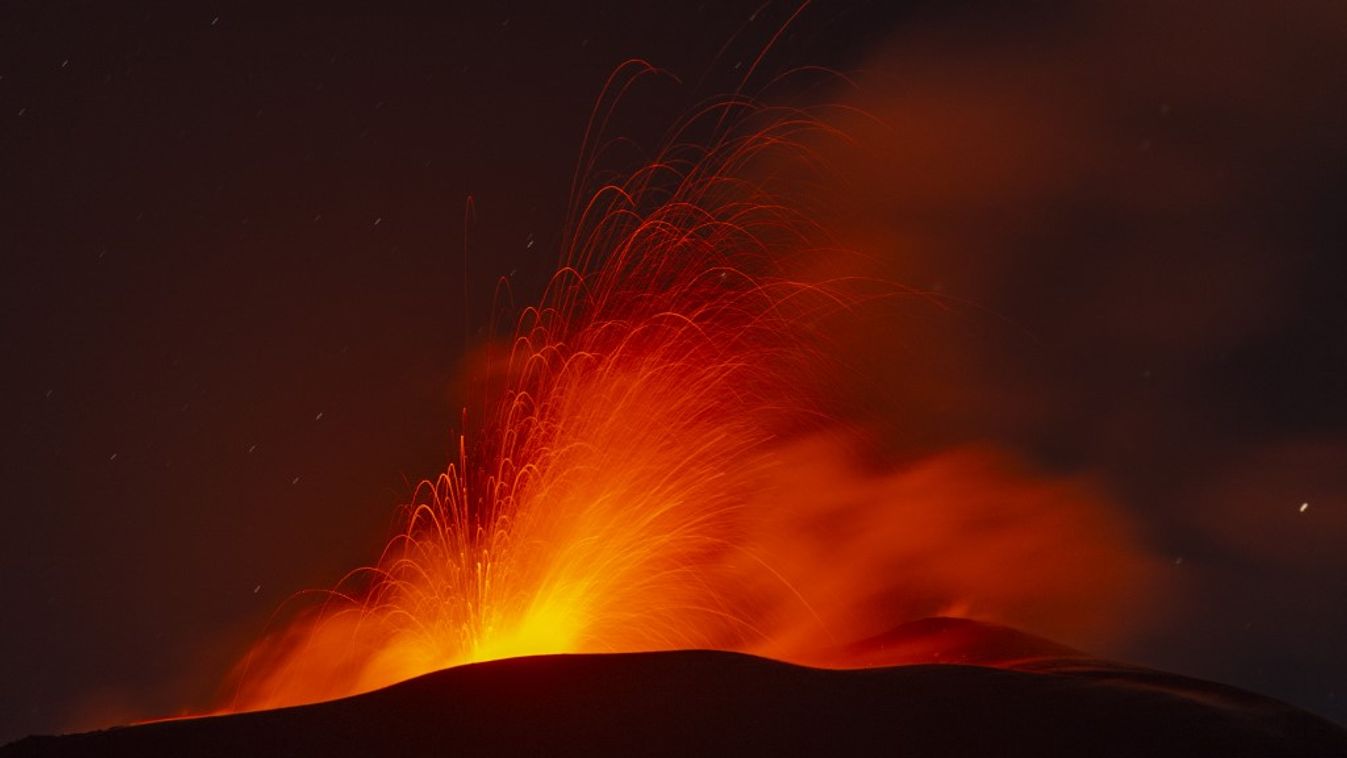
223 62 1154 713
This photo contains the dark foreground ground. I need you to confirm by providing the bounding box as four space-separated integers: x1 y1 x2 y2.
6 620 1346 757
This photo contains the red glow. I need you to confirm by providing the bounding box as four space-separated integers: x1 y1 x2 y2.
220 62 1154 713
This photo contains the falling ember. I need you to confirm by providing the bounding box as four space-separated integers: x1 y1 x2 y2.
222 62 1155 713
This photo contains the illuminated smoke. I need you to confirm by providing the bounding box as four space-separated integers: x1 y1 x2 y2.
221 59 1156 713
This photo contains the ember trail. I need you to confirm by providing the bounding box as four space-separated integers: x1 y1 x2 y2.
223 61 1148 713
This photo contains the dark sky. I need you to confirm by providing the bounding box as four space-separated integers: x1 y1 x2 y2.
2 0 1344 743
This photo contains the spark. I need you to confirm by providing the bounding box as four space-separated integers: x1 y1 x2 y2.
218 62 1153 716
225 77 850 710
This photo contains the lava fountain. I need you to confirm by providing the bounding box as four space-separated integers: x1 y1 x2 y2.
223 61 1155 713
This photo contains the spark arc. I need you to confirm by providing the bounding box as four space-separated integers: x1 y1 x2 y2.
224 63 1153 713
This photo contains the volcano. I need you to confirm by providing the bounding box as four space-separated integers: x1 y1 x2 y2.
6 619 1343 757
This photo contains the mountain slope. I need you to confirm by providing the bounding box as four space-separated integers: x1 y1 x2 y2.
6 638 1344 757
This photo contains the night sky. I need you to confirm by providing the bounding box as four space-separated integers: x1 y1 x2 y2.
3 1 1345 742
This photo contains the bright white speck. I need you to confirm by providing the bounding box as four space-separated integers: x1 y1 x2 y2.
211 16 220 25
247 444 257 454
253 585 261 594
291 476 301 485
61 59 69 68
1300 502 1309 513
109 452 118 461
314 411 324 421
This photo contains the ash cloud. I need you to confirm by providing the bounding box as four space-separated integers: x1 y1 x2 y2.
790 0 1347 719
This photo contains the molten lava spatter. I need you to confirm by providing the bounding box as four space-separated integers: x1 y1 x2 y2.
223 63 1154 713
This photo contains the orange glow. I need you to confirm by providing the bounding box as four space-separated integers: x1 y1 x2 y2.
220 62 1155 713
